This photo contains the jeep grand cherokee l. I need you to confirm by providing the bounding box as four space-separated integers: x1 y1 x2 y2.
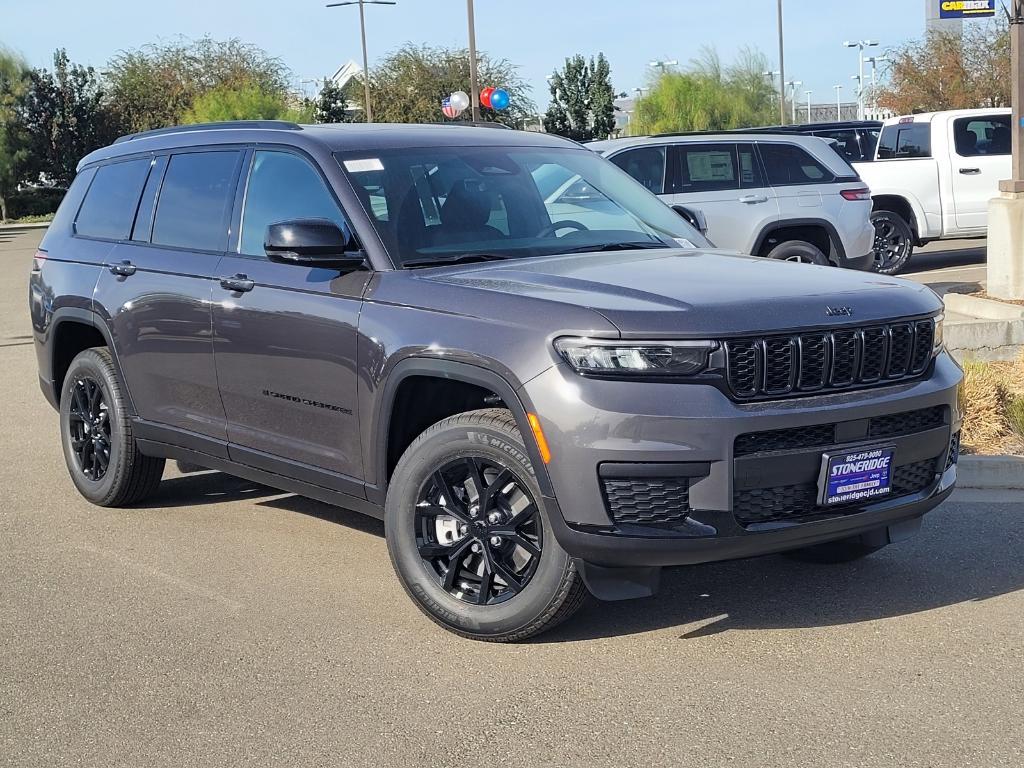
30 120 961 641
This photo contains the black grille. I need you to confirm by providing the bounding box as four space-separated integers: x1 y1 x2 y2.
723 318 937 400
733 458 939 525
602 478 690 526
945 431 961 470
734 406 948 457
868 405 946 438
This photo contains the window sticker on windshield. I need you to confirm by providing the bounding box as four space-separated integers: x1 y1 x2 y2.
344 158 384 173
674 238 696 249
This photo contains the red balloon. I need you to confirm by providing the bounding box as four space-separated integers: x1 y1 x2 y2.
480 86 495 109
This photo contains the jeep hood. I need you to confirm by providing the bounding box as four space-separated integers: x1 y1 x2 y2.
423 249 942 337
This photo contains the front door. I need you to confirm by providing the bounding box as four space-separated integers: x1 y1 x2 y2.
950 113 1011 232
212 149 368 488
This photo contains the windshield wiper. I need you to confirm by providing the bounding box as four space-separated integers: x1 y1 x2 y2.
556 240 671 255
402 253 513 269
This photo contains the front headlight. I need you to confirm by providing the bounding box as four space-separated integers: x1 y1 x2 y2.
933 313 944 353
554 337 717 376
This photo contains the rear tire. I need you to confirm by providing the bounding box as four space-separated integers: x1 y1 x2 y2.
870 210 914 275
783 537 886 564
385 408 587 642
765 240 829 266
59 347 164 507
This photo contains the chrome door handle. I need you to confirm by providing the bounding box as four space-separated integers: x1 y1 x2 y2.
109 260 136 277
959 167 981 175
219 274 255 293
739 194 768 204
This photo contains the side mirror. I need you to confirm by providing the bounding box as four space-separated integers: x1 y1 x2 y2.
672 205 708 235
264 218 365 270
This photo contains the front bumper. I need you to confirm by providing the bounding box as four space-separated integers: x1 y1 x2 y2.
522 351 962 568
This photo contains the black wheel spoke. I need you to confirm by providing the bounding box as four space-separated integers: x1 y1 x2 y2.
511 533 541 558
480 467 513 512
463 457 486 504
432 470 471 519
441 539 474 590
488 554 523 594
66 376 111 482
476 564 493 605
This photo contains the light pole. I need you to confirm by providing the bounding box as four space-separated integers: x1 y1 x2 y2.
834 84 843 120
864 54 887 115
776 0 787 125
326 0 396 123
805 89 812 123
466 0 481 121
786 79 802 124
763 71 780 118
843 39 878 120
648 59 678 74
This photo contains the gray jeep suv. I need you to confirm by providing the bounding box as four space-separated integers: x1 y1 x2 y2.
30 121 962 641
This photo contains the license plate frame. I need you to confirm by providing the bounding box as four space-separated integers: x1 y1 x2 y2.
818 445 896 507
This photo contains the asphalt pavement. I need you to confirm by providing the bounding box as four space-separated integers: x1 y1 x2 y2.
1 228 1021 768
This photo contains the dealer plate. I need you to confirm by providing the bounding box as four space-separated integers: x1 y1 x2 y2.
818 446 896 506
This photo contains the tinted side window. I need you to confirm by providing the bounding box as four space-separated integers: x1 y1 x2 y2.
74 158 151 240
877 123 932 159
240 151 348 257
152 151 240 251
954 115 1010 157
813 129 861 162
676 144 739 193
759 143 835 185
609 146 667 194
131 155 168 242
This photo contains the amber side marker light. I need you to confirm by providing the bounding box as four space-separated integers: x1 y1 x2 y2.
526 413 552 464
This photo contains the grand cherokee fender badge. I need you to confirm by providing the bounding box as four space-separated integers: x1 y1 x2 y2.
261 389 352 415
825 306 854 317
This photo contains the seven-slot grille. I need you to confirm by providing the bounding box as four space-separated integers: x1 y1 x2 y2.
724 319 935 399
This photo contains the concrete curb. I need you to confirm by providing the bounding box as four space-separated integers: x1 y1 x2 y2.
0 222 50 231
944 292 1024 320
955 454 1024 490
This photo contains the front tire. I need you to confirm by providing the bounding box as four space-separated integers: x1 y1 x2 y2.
870 210 914 275
59 347 164 506
765 240 829 266
385 408 587 642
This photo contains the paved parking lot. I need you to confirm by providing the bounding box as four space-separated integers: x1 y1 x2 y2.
1 228 1021 768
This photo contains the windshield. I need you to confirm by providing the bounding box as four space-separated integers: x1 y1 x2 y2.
336 145 710 267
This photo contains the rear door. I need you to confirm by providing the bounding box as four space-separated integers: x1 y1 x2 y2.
92 149 242 448
211 148 367 489
661 142 778 253
950 113 1011 231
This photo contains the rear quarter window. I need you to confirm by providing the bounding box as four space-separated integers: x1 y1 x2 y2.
877 123 932 159
758 143 835 185
74 158 152 240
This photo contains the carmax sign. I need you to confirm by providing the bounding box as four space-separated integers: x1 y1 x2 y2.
939 0 995 18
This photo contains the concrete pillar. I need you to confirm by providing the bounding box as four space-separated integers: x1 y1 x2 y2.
987 192 1024 300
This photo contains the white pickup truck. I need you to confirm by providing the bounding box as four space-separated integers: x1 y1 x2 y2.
854 108 1010 274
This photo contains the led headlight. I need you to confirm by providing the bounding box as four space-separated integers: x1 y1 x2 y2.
933 313 944 353
554 338 717 376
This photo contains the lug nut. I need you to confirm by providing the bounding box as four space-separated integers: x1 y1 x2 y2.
489 536 502 547
459 524 468 535
471 542 481 553
487 511 502 524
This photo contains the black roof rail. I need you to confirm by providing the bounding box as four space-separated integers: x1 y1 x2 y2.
427 120 511 129
113 120 303 144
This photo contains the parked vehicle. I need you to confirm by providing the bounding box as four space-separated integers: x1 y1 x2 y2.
853 108 1011 274
588 133 876 268
31 121 960 641
739 121 882 164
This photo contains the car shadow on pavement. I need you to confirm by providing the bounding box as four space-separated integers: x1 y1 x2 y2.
539 504 1024 643
256 493 386 538
136 471 279 509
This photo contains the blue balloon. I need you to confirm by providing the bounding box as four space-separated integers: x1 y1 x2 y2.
489 88 510 111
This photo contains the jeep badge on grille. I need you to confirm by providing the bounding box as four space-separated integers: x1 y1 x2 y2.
825 306 854 316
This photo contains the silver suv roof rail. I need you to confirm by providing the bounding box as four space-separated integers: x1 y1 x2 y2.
113 120 304 144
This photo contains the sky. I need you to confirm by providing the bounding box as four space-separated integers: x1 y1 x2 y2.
1 0 931 111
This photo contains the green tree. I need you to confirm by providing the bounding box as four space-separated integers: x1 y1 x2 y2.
543 53 617 141
367 44 533 127
183 83 308 124
18 49 115 188
0 47 30 221
630 46 775 134
875 18 1009 113
314 76 362 123
105 37 292 132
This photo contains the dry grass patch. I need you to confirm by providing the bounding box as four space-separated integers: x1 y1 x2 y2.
958 352 1024 455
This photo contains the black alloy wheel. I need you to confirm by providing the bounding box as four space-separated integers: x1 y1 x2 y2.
870 210 914 274
415 457 543 606
67 376 111 481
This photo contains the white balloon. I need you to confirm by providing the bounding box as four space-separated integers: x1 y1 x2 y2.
450 91 470 111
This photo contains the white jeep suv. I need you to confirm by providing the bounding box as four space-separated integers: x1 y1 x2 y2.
588 133 875 269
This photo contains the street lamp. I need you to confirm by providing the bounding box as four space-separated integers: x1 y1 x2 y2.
804 89 812 123
786 79 802 124
843 39 878 120
325 0 397 123
834 84 843 121
649 59 678 75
